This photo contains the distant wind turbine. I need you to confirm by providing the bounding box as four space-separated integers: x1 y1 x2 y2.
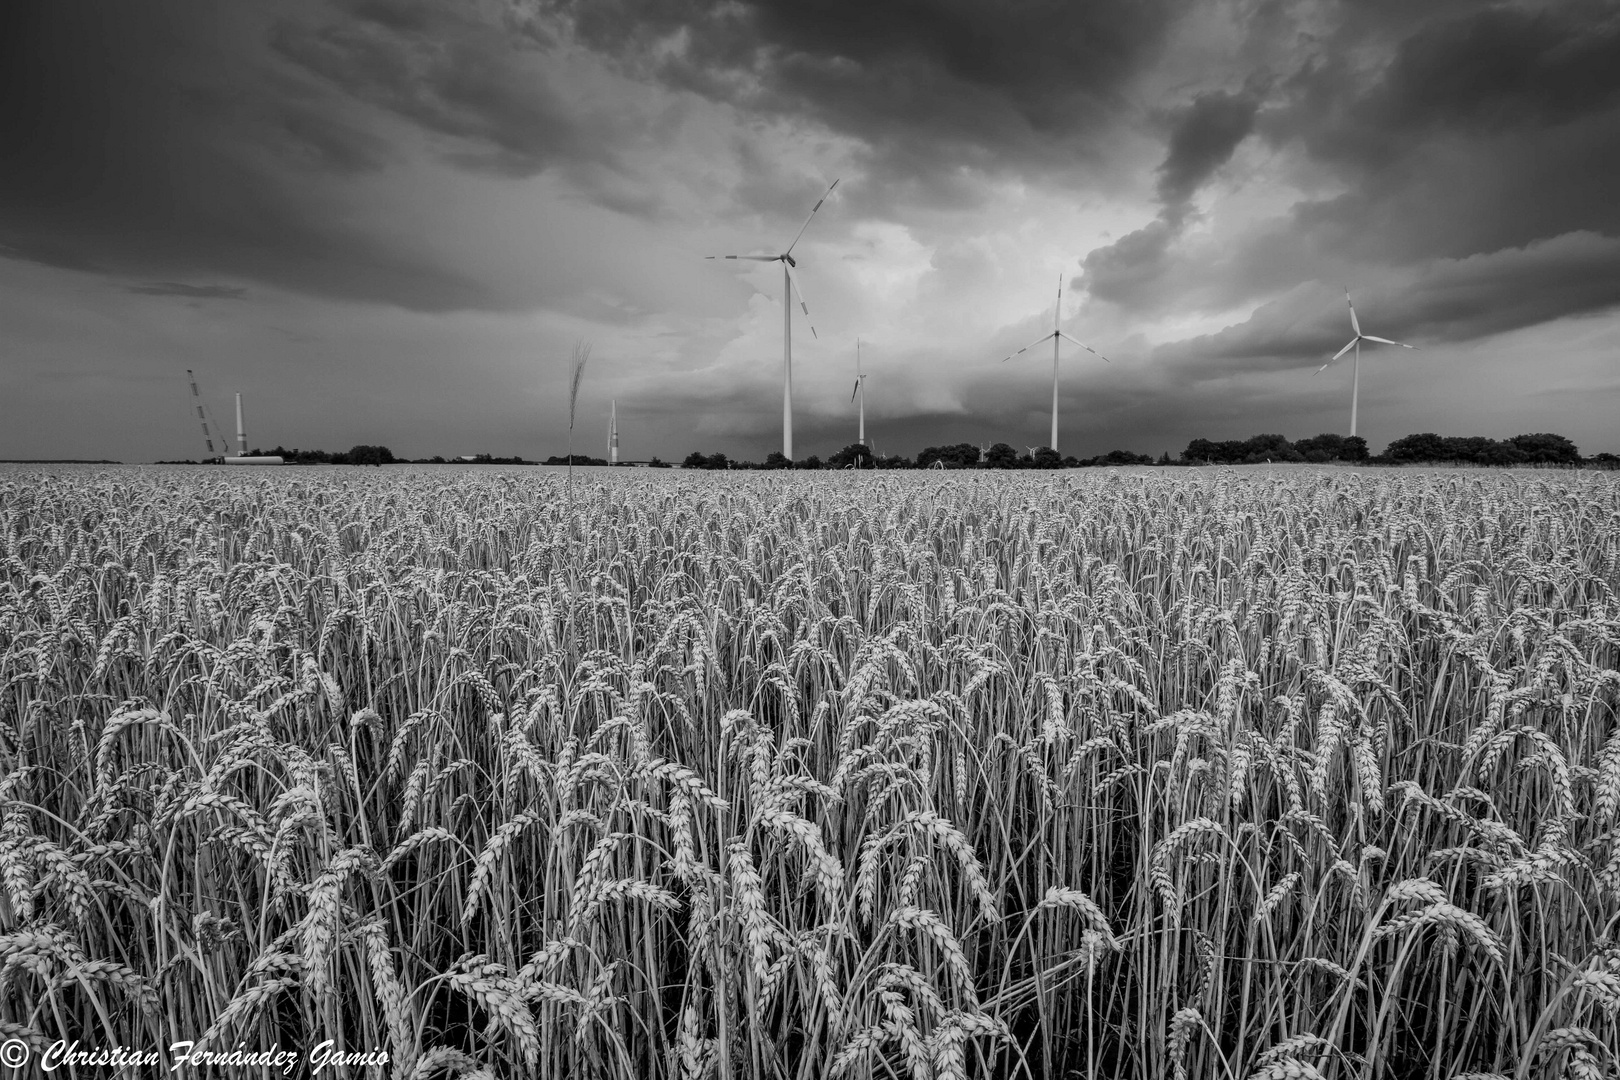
1000 275 1109 454
851 338 868 447
1314 290 1417 438
567 339 590 490
707 179 841 461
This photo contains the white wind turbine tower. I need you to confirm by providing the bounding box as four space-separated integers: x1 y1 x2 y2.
851 338 868 447
608 400 619 465
1000 275 1110 454
707 179 840 461
1314 289 1417 438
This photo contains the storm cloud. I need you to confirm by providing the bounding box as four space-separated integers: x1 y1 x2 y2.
2 0 1617 464
0 1 505 310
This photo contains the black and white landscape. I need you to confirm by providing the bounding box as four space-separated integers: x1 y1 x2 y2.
2 5 1619 1080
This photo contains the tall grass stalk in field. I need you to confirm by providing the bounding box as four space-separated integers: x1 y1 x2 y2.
1 466 1617 1078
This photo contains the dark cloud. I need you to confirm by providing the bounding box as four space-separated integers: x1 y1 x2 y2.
541 0 1191 203
1079 220 1178 306
270 1 599 178
1082 1 1620 335
1262 3 1620 262
1081 86 1261 305
0 0 496 310
1312 2 1620 150
1153 231 1620 377
126 282 249 300
1156 88 1263 213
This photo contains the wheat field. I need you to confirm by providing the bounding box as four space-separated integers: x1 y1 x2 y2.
1 465 1617 1079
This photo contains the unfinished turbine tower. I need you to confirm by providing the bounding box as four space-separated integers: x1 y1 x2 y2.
223 391 282 464
1314 289 1417 438
706 178 840 461
999 275 1110 454
851 338 868 447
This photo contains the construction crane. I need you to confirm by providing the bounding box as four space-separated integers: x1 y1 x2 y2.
183 371 282 464
186 370 227 463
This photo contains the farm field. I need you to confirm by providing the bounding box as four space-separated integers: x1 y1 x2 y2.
2 465 1618 1079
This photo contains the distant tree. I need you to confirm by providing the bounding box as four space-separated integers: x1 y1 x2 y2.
1031 447 1063 469
1385 433 1450 463
917 443 980 469
1158 451 1171 465
682 451 709 469
986 443 1019 469
705 452 729 470
1378 432 1588 466
1341 436 1368 462
346 445 394 466
1509 433 1581 464
763 451 791 470
827 443 873 469
1062 455 1080 468
1294 433 1346 462
801 455 823 470
648 456 669 468
1082 449 1154 467
1238 434 1300 463
1182 438 1218 464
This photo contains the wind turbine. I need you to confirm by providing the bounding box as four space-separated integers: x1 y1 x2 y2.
851 338 868 447
1314 290 1416 438
707 179 841 461
1000 275 1109 454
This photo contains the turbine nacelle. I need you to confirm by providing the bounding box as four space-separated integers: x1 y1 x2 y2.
1313 290 1418 375
1312 289 1419 438
994 274 1112 453
703 178 841 460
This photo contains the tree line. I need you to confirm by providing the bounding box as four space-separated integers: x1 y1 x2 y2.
161 433 1618 469
676 432 1617 469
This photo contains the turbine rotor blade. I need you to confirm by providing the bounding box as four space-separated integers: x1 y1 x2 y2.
706 254 779 261
1360 335 1416 349
851 380 860 402
1057 330 1111 363
782 178 841 258
1315 337 1359 374
1346 290 1361 335
783 261 818 338
1000 332 1056 363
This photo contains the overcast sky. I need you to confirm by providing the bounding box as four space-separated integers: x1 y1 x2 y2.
3 0 1617 462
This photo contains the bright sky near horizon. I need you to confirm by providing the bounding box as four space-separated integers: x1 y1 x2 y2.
2 0 1617 463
